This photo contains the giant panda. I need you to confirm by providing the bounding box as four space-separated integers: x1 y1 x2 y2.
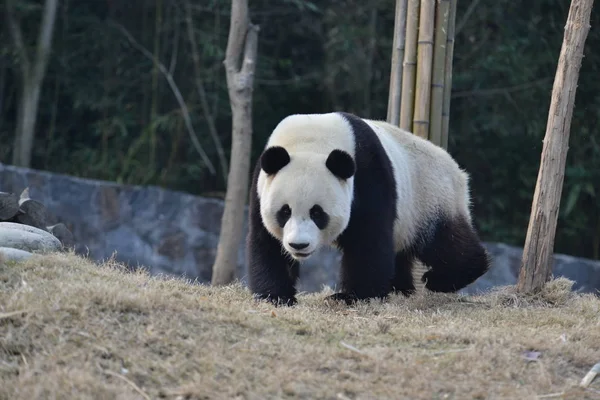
246 111 490 306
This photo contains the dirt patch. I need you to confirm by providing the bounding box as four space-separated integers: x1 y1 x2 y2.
1 252 599 399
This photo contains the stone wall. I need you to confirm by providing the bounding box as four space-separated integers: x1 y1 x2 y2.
1 162 599 295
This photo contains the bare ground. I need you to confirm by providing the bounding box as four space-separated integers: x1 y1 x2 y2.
1 252 599 400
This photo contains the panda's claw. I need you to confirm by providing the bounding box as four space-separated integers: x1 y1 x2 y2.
254 293 298 307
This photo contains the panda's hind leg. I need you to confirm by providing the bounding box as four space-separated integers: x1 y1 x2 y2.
419 215 491 293
391 250 416 297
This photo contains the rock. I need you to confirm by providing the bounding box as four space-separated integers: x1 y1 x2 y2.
0 222 62 253
0 246 34 262
0 187 74 253
47 223 75 249
18 187 48 230
0 192 19 220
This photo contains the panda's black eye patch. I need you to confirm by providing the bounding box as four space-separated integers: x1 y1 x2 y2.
310 205 329 230
276 204 291 228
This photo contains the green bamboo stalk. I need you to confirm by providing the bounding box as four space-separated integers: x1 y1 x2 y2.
387 0 409 125
412 0 435 139
399 0 420 131
429 0 450 146
441 0 457 150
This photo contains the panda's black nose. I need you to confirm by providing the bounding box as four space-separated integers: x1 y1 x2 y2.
289 242 309 250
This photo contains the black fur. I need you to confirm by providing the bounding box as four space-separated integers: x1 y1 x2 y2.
310 205 329 230
326 112 398 305
261 146 290 175
390 214 491 297
419 215 491 292
276 204 291 228
326 149 356 180
246 111 490 307
390 249 417 297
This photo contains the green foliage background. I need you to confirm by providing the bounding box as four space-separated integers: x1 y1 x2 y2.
1 0 599 259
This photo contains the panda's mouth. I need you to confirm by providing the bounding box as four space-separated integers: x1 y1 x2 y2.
293 251 313 259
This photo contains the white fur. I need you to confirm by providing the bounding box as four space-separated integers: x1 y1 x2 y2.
364 119 471 252
257 113 471 259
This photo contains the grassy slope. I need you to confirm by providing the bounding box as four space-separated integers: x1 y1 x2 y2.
1 252 599 400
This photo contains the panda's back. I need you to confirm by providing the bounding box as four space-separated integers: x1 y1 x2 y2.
364 119 472 249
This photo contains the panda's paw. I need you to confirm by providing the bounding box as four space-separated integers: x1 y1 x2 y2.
391 283 417 297
254 293 298 307
421 270 458 293
324 292 358 306
393 287 417 297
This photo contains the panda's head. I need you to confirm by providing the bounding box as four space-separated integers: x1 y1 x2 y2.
257 145 355 261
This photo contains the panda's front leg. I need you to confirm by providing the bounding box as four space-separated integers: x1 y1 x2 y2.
246 222 300 307
326 224 396 305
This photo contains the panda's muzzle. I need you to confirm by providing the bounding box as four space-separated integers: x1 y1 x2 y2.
292 251 313 259
289 242 310 250
288 242 313 259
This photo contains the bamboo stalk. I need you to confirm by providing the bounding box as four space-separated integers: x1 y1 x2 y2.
399 0 420 131
387 0 409 125
412 0 435 139
441 0 457 149
429 0 450 146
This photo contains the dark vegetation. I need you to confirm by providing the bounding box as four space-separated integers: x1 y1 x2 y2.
1 0 599 260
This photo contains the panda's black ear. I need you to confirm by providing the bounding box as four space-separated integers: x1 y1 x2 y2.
260 146 290 175
326 149 355 180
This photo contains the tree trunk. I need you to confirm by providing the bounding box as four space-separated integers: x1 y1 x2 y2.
6 0 59 168
211 0 259 286
517 0 594 294
13 80 43 167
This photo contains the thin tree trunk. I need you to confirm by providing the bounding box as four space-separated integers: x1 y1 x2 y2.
14 82 43 166
211 0 259 286
6 0 59 168
517 0 594 294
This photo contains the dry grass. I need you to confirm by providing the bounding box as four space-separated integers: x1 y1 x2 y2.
1 252 599 400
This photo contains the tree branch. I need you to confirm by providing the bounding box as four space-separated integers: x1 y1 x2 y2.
455 0 482 36
5 0 31 75
451 78 553 99
168 2 180 75
110 20 216 175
